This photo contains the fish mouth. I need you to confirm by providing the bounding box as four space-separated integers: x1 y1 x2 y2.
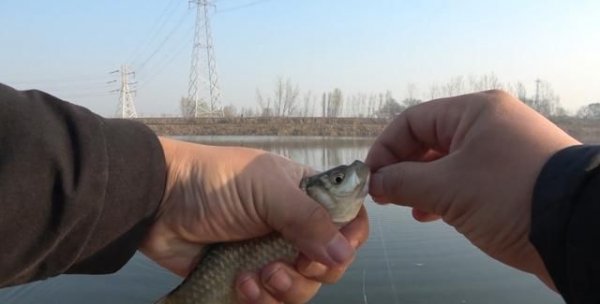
359 173 370 197
349 160 370 197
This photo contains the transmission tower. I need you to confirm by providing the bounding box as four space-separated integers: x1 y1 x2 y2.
185 0 222 118
113 65 138 118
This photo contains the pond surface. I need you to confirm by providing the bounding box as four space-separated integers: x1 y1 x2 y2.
0 136 563 304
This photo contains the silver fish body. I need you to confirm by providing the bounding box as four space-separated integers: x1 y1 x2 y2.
157 160 370 304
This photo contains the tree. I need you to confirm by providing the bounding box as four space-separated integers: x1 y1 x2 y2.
577 103 600 119
468 73 502 92
240 107 256 117
367 94 378 117
222 104 238 117
347 93 367 117
401 97 421 108
529 79 559 117
406 83 418 100
301 91 315 117
256 77 300 117
443 76 465 97
376 91 405 119
321 92 327 117
256 89 272 117
326 88 343 117
429 84 441 100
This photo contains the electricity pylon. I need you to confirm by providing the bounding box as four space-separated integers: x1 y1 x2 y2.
114 65 137 118
185 0 222 117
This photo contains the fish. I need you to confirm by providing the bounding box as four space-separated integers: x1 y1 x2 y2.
157 160 370 304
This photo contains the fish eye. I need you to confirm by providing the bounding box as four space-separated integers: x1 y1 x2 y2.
332 173 345 184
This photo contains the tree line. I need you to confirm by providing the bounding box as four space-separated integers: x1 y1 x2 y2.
183 74 600 119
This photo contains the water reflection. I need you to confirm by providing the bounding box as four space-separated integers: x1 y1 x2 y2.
176 135 374 171
0 136 563 304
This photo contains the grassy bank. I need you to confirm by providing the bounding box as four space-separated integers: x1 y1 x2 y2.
136 117 389 137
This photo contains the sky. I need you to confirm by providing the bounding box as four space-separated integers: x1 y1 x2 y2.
1 0 599 117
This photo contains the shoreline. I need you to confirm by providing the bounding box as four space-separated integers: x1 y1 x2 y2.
136 116 600 144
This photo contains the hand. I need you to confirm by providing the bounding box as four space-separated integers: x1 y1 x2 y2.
365 90 580 289
140 138 369 303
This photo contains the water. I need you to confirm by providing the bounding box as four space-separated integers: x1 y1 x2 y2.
0 136 564 304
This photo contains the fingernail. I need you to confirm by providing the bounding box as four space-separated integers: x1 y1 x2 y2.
302 262 328 277
326 234 354 265
265 267 292 292
238 276 260 301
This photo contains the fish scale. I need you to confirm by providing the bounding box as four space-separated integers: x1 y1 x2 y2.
160 235 297 304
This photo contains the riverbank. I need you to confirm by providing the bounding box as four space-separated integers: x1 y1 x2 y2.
136 116 600 144
136 117 389 137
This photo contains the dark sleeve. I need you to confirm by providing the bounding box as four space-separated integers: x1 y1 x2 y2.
531 145 600 303
0 83 166 287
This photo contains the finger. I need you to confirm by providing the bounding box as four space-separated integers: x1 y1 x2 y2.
260 262 322 304
236 273 281 304
340 207 369 249
369 159 453 214
296 257 349 284
265 186 355 267
412 208 442 222
366 98 464 171
295 207 368 283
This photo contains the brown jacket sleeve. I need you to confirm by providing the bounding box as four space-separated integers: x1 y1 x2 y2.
0 83 166 287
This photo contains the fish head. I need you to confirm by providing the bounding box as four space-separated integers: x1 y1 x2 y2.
301 160 370 225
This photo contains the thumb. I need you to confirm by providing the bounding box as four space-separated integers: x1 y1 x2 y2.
268 188 355 268
369 160 451 214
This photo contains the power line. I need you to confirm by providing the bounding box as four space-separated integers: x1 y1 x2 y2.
5 75 113 86
215 0 274 14
135 9 192 75
137 24 195 89
127 0 184 66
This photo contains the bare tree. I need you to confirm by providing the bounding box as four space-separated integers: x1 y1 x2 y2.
509 81 528 101
577 103 600 119
302 91 315 117
356 93 367 117
256 89 272 117
367 94 377 117
531 79 559 116
376 92 405 119
406 83 418 100
222 104 238 117
443 76 465 97
256 78 300 117
321 92 327 117
347 93 367 117
429 84 441 100
327 88 343 117
240 107 255 117
273 78 285 116
281 78 300 116
468 73 502 92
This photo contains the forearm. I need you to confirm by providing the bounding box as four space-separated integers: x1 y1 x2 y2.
531 144 600 303
0 84 166 286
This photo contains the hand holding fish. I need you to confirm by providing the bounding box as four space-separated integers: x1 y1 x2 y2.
140 138 369 303
366 90 580 290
